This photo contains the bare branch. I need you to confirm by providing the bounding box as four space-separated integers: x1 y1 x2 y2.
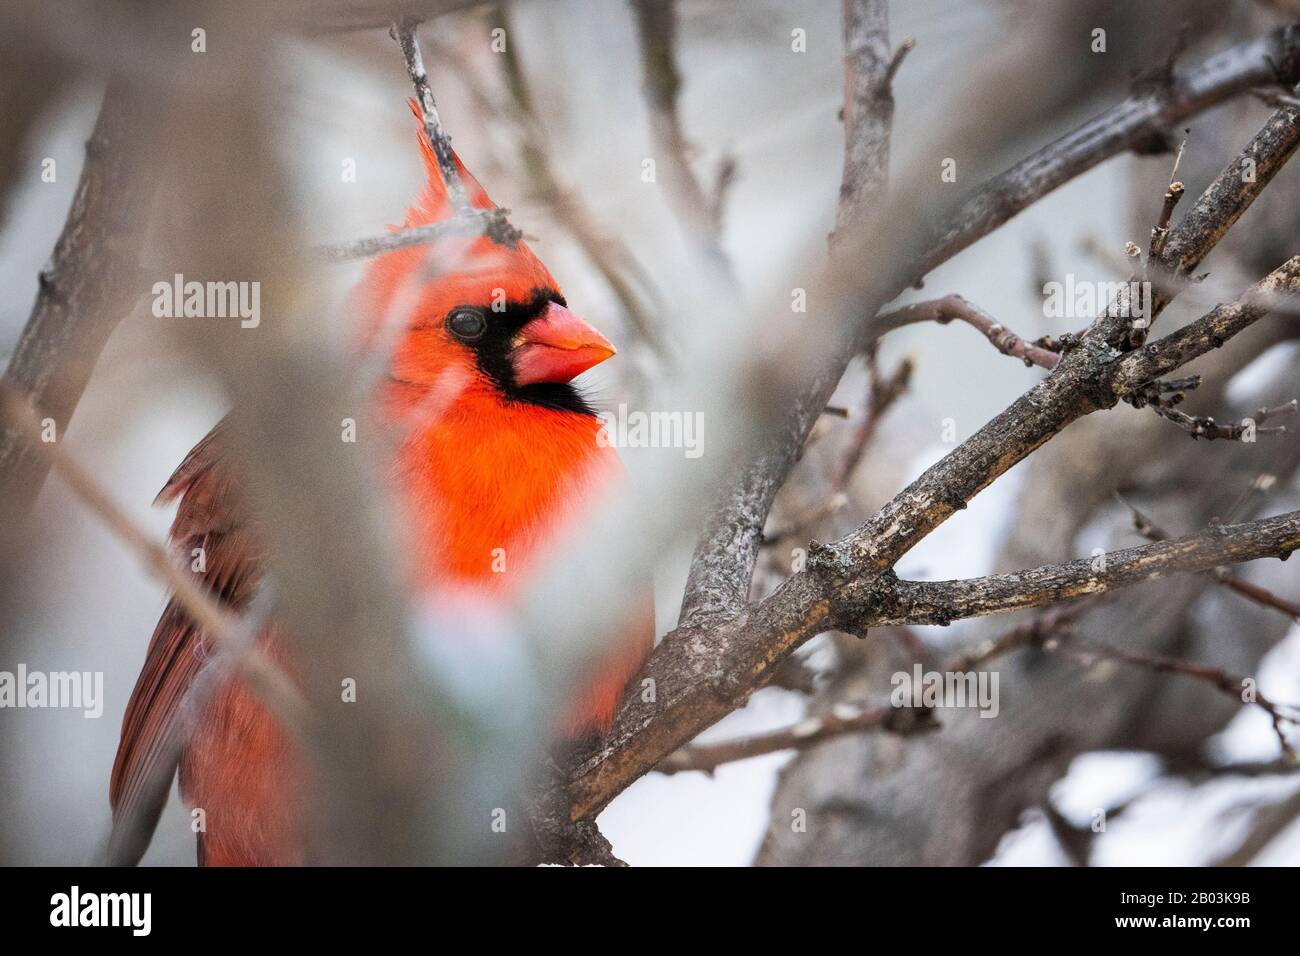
551 41 1300 838
1055 638 1296 758
316 208 520 262
1113 254 1300 393
916 25 1300 282
1143 397 1296 441
0 77 156 536
865 510 1300 627
393 16 472 217
657 703 937 776
1211 789 1300 865
676 0 899 629
676 27 1300 635
835 0 911 238
1119 494 1300 622
821 104 1300 579
943 600 1094 672
876 295 1062 370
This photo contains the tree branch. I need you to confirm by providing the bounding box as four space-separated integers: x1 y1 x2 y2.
834 0 912 238
657 702 937 776
915 24 1300 283
875 294 1062 370
674 26 1300 634
864 510 1300 626
676 0 898 630
0 77 156 537
555 101 1300 831
316 208 520 261
393 16 472 217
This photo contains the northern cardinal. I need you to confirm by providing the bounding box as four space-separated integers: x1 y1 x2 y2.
109 106 653 866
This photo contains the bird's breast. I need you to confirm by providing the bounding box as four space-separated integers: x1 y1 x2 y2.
398 400 620 593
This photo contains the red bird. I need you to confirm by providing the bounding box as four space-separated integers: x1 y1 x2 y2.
110 110 653 865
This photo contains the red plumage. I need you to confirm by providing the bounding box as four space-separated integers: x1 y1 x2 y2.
109 109 653 865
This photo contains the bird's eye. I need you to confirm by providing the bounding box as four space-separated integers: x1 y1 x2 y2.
446 308 486 341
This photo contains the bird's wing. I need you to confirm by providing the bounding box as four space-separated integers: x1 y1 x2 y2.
108 421 263 864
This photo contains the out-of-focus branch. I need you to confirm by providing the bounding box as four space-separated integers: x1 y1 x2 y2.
0 76 156 538
0 385 309 735
1213 566 1300 621
485 2 669 357
657 702 937 776
304 1 482 33
630 0 734 280
1211 789 1300 865
943 600 1095 671
1059 638 1297 758
829 348 912 497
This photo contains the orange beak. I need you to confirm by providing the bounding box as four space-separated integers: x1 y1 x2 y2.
511 302 616 386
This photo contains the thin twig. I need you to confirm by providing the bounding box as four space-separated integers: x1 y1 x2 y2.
1060 638 1297 758
316 208 519 261
1118 493 1300 621
1142 396 1296 441
876 294 1062 369
393 16 472 217
831 348 913 491
657 702 937 775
